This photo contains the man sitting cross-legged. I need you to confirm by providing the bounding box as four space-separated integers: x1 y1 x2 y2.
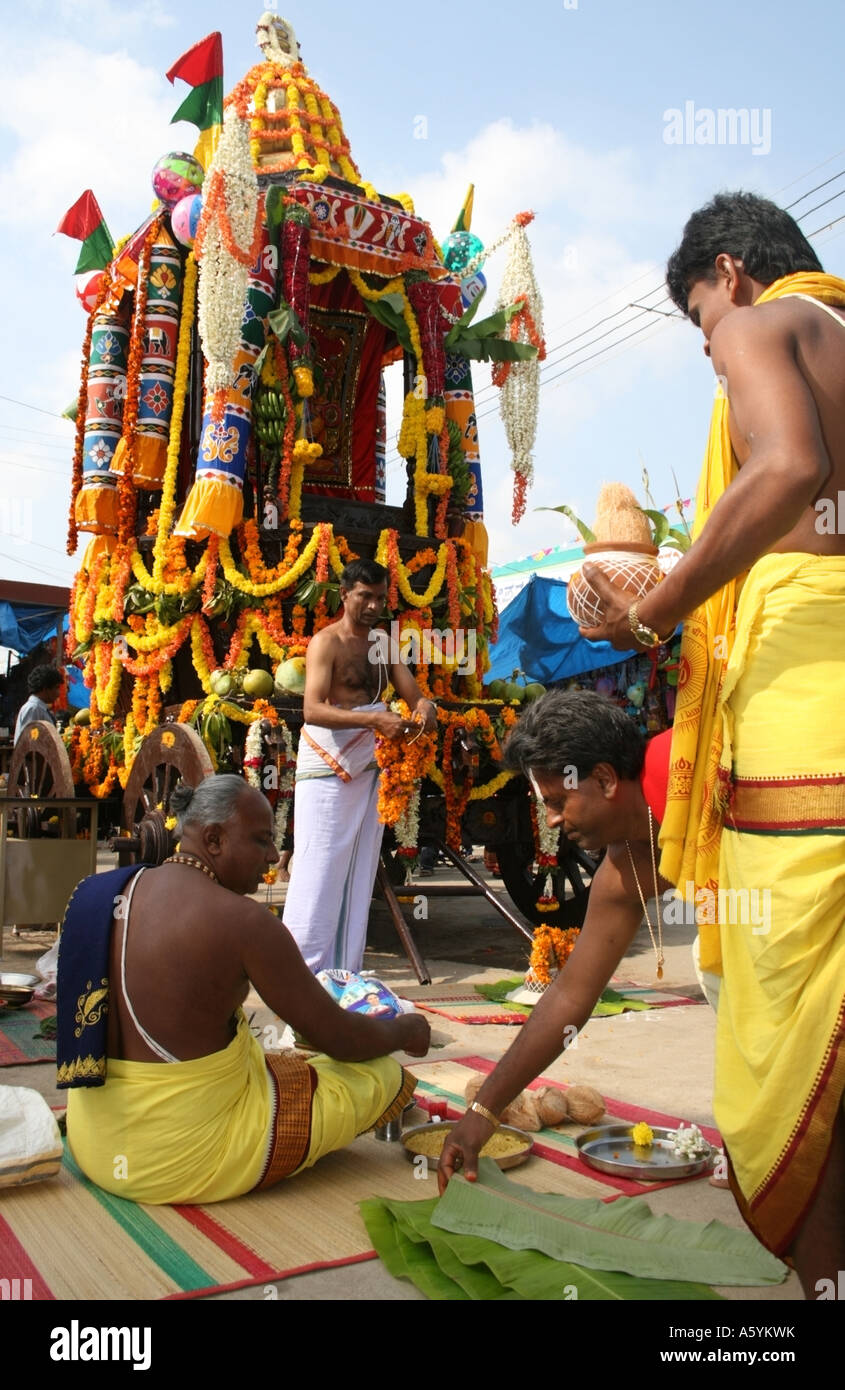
59 776 429 1204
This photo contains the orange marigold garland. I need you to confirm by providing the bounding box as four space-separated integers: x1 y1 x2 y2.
527 926 580 988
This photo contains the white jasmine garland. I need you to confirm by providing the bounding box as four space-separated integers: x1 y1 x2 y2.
273 722 296 854
497 224 544 494
671 1122 709 1158
197 107 259 394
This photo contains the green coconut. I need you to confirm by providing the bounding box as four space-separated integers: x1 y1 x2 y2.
71 708 91 726
242 668 275 699
486 678 507 700
523 682 547 703
504 681 526 704
274 657 307 696
210 669 235 698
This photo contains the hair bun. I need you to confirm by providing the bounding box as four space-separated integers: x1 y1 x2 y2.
170 784 195 816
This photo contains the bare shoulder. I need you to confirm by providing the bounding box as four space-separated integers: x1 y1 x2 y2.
306 625 340 659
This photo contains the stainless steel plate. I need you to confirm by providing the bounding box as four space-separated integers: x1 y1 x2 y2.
0 972 39 1008
576 1124 713 1181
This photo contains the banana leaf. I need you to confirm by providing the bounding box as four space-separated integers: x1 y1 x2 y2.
268 303 306 349
433 1160 787 1287
455 337 538 363
360 1195 723 1301
474 979 652 1016
445 301 520 348
358 293 413 355
535 504 596 544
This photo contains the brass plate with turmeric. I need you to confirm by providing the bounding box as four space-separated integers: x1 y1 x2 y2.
401 1121 534 1171
576 1124 713 1182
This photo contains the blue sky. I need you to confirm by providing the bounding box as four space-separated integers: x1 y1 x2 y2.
2 0 844 594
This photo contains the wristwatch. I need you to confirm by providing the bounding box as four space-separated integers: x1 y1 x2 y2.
628 603 664 650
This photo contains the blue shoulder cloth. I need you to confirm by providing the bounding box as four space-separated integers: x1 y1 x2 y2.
56 864 143 1089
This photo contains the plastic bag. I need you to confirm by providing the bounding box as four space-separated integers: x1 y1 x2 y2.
34 940 60 1000
315 970 413 1019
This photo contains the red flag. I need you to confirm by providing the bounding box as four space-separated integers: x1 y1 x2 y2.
166 32 223 87
56 190 105 242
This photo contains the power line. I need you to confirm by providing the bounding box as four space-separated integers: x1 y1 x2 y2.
0 393 64 419
0 546 71 582
785 168 845 211
0 420 73 444
0 455 70 479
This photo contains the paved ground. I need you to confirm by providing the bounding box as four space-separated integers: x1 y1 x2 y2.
0 853 803 1301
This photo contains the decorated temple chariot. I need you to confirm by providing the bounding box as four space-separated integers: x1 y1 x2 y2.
11 12 596 959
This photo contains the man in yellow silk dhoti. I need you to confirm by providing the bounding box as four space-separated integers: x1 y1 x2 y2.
580 192 845 1296
59 776 429 1204
284 558 436 973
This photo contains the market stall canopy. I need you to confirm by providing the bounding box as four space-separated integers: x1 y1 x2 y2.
0 580 69 657
492 543 584 614
487 575 636 685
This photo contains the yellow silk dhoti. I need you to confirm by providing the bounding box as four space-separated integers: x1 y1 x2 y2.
715 553 845 1255
67 1009 414 1204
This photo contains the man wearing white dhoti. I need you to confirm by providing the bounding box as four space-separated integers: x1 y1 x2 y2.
284 559 437 973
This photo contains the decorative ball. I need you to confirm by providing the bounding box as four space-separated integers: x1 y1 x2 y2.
442 230 484 273
460 269 486 310
152 152 204 208
75 270 105 312
171 192 203 247
566 546 661 629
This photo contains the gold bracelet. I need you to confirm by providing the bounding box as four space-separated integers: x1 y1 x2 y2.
468 1100 500 1129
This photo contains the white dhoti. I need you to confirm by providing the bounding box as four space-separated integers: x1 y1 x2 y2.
284 713 385 974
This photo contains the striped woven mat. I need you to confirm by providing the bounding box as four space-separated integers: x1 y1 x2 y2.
0 1000 56 1067
412 980 700 1026
0 1060 719 1300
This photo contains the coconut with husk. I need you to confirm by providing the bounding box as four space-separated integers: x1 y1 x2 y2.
567 482 662 629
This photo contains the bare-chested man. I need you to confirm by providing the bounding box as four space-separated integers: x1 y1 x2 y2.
61 776 429 1204
440 194 844 1296
283 557 436 974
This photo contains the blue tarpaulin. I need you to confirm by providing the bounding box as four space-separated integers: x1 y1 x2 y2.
0 601 64 657
0 605 89 708
487 575 636 684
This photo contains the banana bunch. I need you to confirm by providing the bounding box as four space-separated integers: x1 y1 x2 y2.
199 704 233 769
254 384 287 445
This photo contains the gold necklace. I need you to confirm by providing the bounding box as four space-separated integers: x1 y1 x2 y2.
164 854 219 884
624 807 665 980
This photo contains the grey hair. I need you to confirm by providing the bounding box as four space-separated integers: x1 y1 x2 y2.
170 775 251 837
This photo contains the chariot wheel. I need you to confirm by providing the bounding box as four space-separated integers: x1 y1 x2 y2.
497 838 600 928
119 724 214 864
7 721 76 838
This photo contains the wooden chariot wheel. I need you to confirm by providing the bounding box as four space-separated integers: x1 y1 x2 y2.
496 838 600 929
7 721 76 837
119 724 214 865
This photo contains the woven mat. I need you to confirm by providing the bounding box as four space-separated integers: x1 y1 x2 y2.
411 1056 721 1200
1 1053 715 1301
413 979 699 1026
0 1000 56 1067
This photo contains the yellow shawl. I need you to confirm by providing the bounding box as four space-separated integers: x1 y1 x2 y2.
658 271 845 972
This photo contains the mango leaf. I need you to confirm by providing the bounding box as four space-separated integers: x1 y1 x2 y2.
666 524 692 552
638 507 670 547
535 504 596 544
432 1160 788 1287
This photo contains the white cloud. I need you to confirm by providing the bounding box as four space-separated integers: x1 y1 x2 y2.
0 38 193 233
378 116 704 566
